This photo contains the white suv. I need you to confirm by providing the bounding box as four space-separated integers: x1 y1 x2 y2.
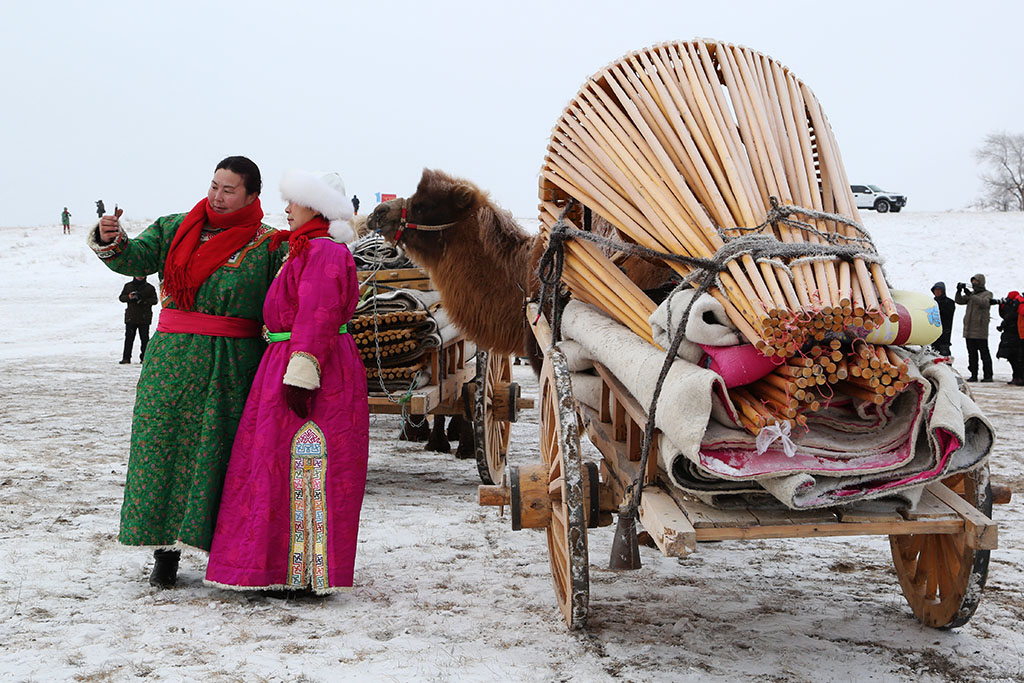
850 184 907 213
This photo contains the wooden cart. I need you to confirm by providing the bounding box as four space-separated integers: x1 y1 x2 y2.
359 266 533 484
479 303 1009 630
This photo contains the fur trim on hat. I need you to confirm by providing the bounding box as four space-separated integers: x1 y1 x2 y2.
280 169 356 243
327 218 355 244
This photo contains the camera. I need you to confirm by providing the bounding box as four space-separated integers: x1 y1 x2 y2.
956 282 967 290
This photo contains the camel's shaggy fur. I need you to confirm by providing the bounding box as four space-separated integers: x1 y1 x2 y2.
366 169 673 367
367 169 542 358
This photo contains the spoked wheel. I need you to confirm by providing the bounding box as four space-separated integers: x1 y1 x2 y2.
539 347 589 629
890 466 993 628
473 350 518 485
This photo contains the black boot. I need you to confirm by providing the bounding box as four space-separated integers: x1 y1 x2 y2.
149 548 180 588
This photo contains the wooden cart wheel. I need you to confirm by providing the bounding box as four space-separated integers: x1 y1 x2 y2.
539 347 589 629
889 466 993 629
473 350 514 485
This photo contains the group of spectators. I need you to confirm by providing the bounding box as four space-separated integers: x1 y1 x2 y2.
931 274 1024 385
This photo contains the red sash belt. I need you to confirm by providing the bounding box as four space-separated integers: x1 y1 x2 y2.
156 308 261 338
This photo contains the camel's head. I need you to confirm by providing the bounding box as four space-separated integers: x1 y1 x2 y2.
366 168 483 247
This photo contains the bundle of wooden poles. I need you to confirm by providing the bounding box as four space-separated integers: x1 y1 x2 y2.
538 39 910 435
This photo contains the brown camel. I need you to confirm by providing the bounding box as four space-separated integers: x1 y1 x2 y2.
367 169 543 360
366 168 672 368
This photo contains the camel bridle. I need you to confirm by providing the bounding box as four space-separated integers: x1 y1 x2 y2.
394 197 459 242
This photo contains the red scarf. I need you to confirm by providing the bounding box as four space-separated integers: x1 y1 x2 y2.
163 198 264 310
270 216 331 261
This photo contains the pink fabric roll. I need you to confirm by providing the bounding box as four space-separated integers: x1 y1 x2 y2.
698 343 781 388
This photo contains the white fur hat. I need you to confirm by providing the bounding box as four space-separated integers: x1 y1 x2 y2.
279 169 355 243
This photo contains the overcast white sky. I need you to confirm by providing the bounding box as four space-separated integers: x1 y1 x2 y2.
2 0 1022 227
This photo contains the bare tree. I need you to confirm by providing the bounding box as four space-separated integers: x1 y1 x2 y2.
974 132 1024 211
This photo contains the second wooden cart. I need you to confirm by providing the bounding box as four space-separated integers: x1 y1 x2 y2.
359 265 533 484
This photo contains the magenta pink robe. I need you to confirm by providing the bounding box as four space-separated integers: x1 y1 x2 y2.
206 238 369 592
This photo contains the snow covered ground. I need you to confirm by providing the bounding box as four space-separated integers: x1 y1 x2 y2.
1 211 1023 682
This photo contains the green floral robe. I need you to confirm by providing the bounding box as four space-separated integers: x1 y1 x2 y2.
91 214 285 550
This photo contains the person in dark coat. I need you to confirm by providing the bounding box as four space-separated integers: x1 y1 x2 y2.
930 281 955 356
351 194 360 215
96 199 106 217
954 273 994 382
118 276 158 364
996 292 1024 385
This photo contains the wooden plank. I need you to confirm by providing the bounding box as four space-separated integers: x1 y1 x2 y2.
662 483 962 541
626 419 643 461
430 348 441 391
581 408 641 493
527 303 553 350
597 461 621 512
440 334 467 350
599 377 612 422
899 488 960 521
835 501 906 523
658 483 718 530
357 267 429 280
593 362 648 430
359 280 433 294
748 505 838 527
438 362 472 404
357 266 432 295
611 395 627 441
676 494 759 529
367 385 439 415
599 460 627 510
593 361 659 477
638 487 696 558
693 517 963 542
927 482 999 550
430 398 466 417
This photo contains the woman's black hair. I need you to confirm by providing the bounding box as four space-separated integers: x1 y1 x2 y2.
215 156 262 196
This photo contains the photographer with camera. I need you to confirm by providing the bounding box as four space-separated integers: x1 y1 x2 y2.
930 282 955 356
954 274 994 382
118 275 158 364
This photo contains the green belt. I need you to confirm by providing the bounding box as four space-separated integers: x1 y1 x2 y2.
266 324 348 343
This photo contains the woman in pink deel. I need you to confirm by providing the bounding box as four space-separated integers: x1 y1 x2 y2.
206 169 369 594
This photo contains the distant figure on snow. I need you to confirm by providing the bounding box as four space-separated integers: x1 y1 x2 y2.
61 207 71 235
95 199 106 217
351 194 360 215
929 281 955 356
955 274 994 382
118 276 158 364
